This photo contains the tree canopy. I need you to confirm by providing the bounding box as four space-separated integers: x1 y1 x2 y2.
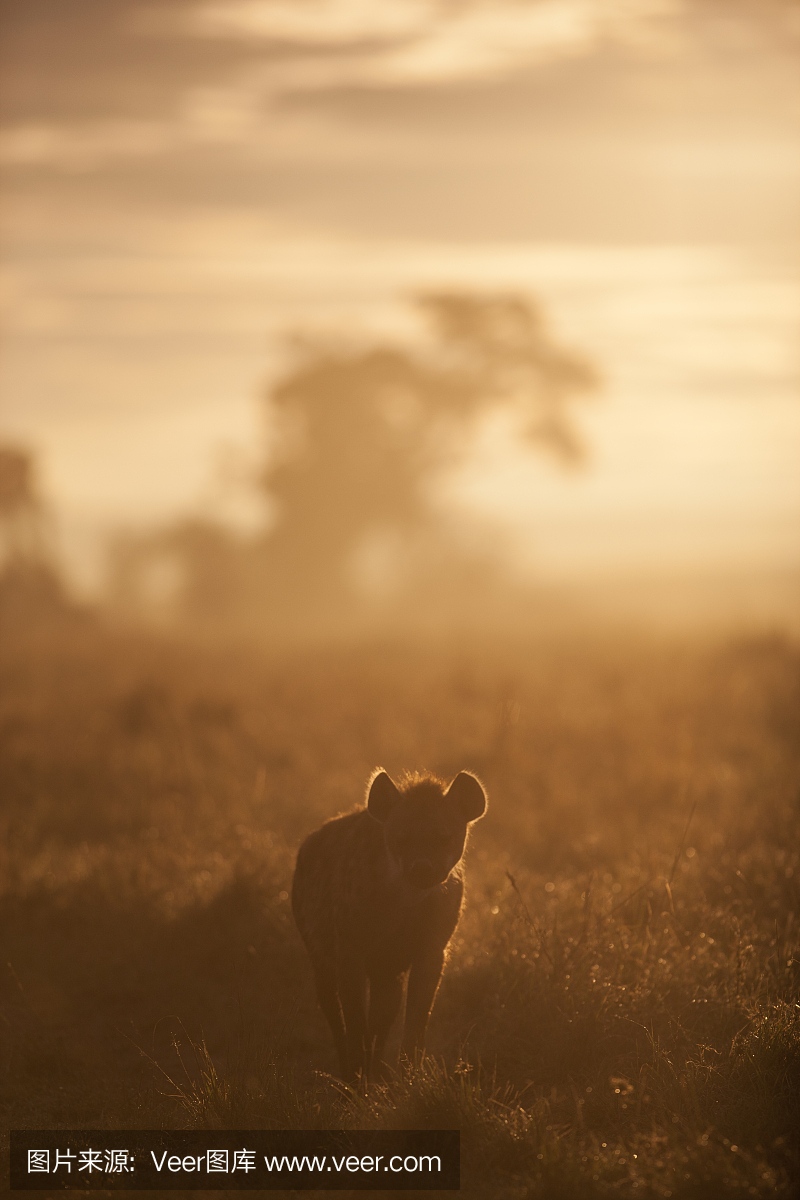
111 291 598 635
257 291 598 623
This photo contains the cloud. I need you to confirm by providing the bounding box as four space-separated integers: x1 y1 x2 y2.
191 0 438 44
0 120 176 168
189 0 680 86
9 0 793 177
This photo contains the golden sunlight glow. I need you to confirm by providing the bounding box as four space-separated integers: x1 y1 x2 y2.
1 0 798 628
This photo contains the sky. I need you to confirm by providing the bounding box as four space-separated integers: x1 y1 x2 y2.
0 0 799 622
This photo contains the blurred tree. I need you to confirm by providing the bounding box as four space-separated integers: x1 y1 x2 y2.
257 292 598 626
107 291 598 636
0 445 47 561
0 444 74 628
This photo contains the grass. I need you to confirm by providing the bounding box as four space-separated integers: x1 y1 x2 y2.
1 619 798 1196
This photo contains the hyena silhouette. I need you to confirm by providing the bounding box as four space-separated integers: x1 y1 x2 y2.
292 768 487 1084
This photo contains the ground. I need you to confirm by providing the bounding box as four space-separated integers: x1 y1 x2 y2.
1 620 798 1197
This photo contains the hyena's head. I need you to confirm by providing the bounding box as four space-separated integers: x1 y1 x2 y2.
367 769 487 890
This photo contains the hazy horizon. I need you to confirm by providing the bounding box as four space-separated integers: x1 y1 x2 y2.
1 0 798 630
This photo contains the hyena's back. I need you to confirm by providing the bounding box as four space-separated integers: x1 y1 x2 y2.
292 810 386 955
292 807 457 980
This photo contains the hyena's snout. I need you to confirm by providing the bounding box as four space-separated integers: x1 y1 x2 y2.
408 858 439 889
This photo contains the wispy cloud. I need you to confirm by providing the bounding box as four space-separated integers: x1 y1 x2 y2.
0 120 177 168
190 0 439 45
189 0 680 85
0 0 679 169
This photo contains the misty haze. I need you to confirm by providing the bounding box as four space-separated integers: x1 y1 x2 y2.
1 2 799 1196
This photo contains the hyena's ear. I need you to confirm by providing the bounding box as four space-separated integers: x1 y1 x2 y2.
367 769 401 822
446 771 487 823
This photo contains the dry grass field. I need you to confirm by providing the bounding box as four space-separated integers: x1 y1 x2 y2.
1 620 798 1197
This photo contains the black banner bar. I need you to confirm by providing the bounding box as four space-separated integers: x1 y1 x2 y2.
10 1130 460 1190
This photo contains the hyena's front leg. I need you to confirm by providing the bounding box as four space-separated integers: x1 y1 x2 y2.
367 971 405 1077
401 950 445 1064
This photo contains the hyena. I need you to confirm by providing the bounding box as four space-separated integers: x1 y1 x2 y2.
292 768 487 1084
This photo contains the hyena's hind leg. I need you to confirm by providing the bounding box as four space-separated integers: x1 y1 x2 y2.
311 960 348 1079
293 875 348 1076
337 949 369 1086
